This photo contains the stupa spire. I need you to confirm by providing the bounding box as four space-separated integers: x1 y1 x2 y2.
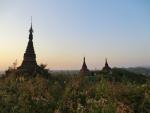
29 17 33 40
82 57 87 69
102 58 112 73
80 57 90 75
105 58 108 67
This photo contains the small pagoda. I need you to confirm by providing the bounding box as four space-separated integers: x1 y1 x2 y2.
102 58 112 73
80 57 90 76
17 22 40 74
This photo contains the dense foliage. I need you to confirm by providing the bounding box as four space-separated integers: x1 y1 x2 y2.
0 70 149 113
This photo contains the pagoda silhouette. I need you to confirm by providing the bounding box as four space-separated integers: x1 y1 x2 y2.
17 22 41 75
80 57 90 76
102 58 112 73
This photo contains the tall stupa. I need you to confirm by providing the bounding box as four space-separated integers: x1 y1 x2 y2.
17 22 39 74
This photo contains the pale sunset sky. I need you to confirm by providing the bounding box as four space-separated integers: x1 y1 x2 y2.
0 0 150 70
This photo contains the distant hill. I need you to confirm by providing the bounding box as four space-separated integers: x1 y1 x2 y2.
50 70 79 76
0 71 4 77
0 71 4 74
124 67 150 77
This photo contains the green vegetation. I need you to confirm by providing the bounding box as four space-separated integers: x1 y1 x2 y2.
0 70 149 113
125 67 150 77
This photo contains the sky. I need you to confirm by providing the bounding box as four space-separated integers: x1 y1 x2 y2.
0 0 150 70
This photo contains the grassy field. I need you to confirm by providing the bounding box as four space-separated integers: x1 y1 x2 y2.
0 69 149 113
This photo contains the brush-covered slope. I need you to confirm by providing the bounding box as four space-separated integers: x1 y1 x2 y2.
0 71 149 113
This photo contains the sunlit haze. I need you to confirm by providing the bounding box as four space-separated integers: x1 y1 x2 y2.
0 0 150 70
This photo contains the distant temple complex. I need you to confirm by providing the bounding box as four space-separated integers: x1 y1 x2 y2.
102 58 112 73
80 57 90 75
17 23 40 74
16 21 112 76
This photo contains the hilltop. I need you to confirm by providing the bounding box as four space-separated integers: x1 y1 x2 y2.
0 69 149 113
